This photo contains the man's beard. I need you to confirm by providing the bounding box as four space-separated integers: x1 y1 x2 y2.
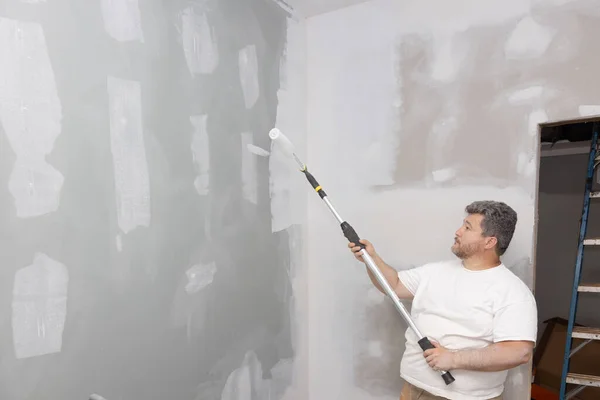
451 242 480 259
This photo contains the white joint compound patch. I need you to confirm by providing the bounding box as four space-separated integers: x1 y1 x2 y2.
430 33 468 83
0 18 64 218
101 0 144 42
505 16 555 60
579 105 600 117
508 86 545 105
221 351 263 400
246 144 270 157
107 76 151 234
181 7 219 75
190 115 210 196
12 253 68 359
185 262 216 294
432 167 457 182
241 132 258 204
239 45 260 109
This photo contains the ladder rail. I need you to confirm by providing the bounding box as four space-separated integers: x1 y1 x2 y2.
559 122 600 399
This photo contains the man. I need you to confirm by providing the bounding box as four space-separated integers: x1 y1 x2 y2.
348 200 537 400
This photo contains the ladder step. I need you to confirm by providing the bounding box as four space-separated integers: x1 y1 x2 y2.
566 373 600 387
583 238 600 245
572 326 600 340
579 283 600 293
591 191 600 198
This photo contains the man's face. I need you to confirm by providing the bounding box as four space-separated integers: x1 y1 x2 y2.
451 213 490 259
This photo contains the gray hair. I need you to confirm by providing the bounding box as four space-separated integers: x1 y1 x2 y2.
465 200 517 256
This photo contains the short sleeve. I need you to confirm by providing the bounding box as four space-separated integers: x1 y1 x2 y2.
397 265 430 295
493 298 538 344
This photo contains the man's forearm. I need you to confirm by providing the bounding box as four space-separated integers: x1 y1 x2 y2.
452 342 533 372
365 256 398 295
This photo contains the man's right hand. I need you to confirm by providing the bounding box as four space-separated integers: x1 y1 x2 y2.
348 239 377 263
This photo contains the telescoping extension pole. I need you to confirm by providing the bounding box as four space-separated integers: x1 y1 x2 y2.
268 129 455 385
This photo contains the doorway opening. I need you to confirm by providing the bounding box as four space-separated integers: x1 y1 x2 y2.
532 117 600 399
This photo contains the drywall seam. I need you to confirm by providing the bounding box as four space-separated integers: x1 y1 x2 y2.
0 17 64 218
191 114 210 196
181 6 219 75
107 76 151 234
239 45 260 109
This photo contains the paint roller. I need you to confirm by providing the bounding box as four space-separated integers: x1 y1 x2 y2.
268 128 456 386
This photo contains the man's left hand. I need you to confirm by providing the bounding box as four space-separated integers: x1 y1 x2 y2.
423 341 456 371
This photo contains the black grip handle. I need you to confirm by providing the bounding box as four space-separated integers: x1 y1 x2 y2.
303 170 327 199
418 337 455 385
341 221 366 250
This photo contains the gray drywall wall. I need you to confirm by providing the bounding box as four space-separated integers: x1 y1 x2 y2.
0 1 298 399
536 151 600 334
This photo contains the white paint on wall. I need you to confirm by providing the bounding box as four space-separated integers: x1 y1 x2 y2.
239 45 260 109
241 132 258 204
190 115 210 196
185 262 216 294
579 105 600 117
107 76 151 234
12 253 68 359
0 18 64 218
319 19 399 188
246 144 270 157
505 16 555 60
432 167 457 182
270 18 306 233
101 0 144 42
181 7 219 75
508 86 544 105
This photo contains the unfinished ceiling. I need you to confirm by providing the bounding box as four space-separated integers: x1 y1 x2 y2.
283 0 373 17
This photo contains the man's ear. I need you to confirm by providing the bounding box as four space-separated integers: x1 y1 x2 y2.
484 236 498 250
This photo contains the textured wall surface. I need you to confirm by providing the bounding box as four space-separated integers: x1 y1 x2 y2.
0 1 307 399
305 0 600 399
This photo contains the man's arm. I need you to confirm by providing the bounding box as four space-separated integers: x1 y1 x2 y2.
451 340 534 372
423 340 534 373
348 239 413 299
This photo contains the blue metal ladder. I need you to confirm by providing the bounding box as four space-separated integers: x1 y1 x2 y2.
559 121 600 399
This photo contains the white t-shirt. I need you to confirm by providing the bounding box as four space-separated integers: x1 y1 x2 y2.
397 259 537 400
